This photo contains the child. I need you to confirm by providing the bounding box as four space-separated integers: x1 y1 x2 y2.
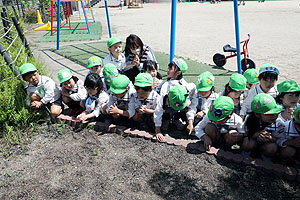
77 73 109 122
102 63 120 91
194 71 219 125
243 68 260 99
105 74 136 126
57 69 87 109
195 96 245 151
142 60 163 93
243 93 284 160
154 85 189 142
240 64 279 118
124 34 157 82
219 73 247 115
278 107 300 161
133 73 160 131
87 56 103 77
159 58 197 133
275 80 300 122
103 37 126 73
20 63 62 117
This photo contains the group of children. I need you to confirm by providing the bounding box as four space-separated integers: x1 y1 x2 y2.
19 35 300 164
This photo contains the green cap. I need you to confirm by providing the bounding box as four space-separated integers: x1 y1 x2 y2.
103 63 119 86
20 63 37 75
168 85 188 111
171 58 188 74
293 107 300 124
208 96 234 122
57 69 72 84
277 80 300 93
251 93 282 114
134 73 153 87
110 74 130 94
107 36 122 48
243 68 259 84
259 64 280 75
87 56 102 68
196 71 215 91
228 73 247 91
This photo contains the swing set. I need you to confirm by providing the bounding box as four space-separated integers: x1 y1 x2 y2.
50 0 94 36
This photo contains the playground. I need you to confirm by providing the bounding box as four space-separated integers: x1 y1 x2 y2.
1 0 300 199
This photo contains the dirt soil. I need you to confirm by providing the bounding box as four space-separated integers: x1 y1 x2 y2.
1 125 300 199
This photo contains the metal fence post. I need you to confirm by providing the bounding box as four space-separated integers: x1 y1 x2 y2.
1 8 12 40
11 16 32 56
0 43 20 77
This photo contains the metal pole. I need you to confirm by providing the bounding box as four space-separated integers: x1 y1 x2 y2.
57 0 61 50
170 0 177 62
80 0 91 34
11 16 32 56
233 0 242 74
104 0 112 38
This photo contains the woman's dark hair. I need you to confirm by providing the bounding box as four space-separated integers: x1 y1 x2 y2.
60 76 79 87
142 60 158 72
245 112 270 139
258 71 278 81
124 34 144 57
84 73 103 92
167 63 182 80
275 92 300 105
135 85 152 92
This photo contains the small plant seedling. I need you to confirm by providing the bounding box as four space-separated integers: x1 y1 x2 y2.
93 149 99 156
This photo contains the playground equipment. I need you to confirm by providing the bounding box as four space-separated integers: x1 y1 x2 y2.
128 0 143 8
50 0 93 36
213 34 255 72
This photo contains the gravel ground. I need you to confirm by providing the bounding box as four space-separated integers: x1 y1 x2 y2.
1 125 300 199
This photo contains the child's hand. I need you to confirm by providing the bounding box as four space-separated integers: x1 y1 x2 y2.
77 112 88 121
186 120 194 135
61 88 69 97
155 133 165 142
132 55 140 66
109 103 120 115
282 107 294 120
138 105 147 113
31 101 43 109
257 130 272 142
203 135 212 151
195 111 205 119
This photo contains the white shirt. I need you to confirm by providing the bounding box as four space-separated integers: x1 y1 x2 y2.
133 90 160 110
196 91 219 114
278 103 300 122
277 120 300 147
26 75 61 105
240 84 278 116
159 79 197 121
62 79 87 101
106 84 136 118
195 113 245 139
103 52 126 72
85 91 109 117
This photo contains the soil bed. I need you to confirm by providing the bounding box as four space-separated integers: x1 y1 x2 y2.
1 125 300 199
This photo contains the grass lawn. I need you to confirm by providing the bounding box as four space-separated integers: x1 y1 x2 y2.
37 22 102 42
53 41 235 92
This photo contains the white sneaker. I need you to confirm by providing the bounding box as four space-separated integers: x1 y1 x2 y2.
174 119 186 131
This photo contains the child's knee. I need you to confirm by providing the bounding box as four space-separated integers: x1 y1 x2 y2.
262 143 278 157
62 96 71 104
204 123 218 142
133 113 143 122
30 93 41 101
280 147 296 159
242 137 257 152
224 131 243 146
51 104 62 116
